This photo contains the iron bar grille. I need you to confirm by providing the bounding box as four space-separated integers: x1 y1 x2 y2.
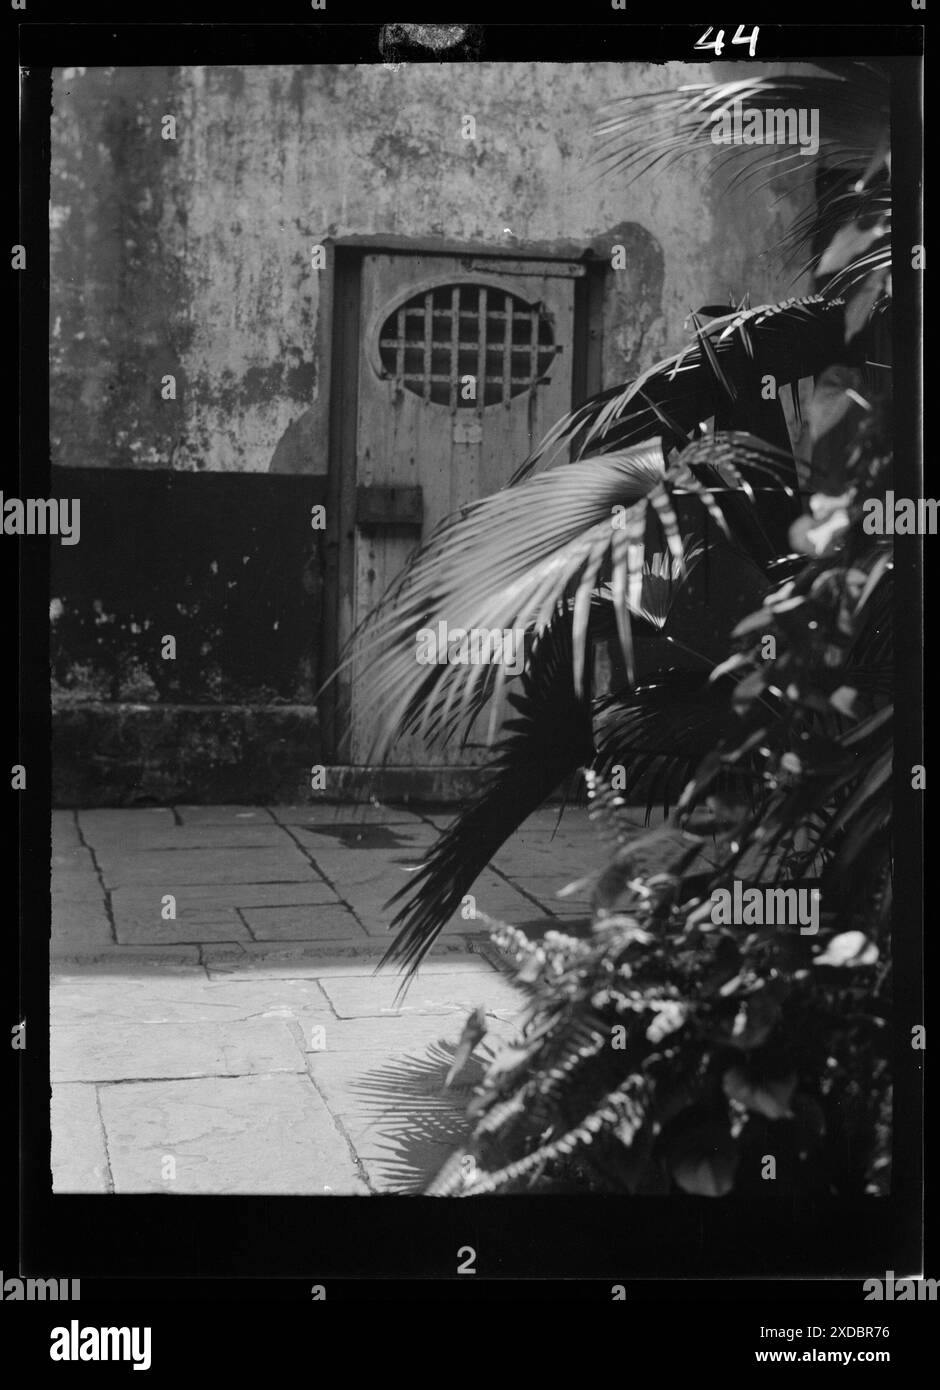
378 284 560 408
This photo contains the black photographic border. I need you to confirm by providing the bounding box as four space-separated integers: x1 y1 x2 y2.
9 9 925 1302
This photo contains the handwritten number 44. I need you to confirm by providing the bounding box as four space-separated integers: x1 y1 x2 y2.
694 25 759 58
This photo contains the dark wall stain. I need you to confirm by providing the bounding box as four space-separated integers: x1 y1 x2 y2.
587 221 666 384
51 67 192 470
50 467 329 706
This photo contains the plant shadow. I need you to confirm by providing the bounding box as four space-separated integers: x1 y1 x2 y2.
349 1038 494 1194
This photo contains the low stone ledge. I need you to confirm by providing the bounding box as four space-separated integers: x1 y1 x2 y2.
53 702 321 807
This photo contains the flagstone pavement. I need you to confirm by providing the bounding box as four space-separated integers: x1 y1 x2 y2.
50 802 634 1195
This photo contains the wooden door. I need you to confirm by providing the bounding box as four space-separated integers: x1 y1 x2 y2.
348 252 580 768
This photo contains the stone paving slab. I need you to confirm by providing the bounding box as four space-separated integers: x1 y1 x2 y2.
52 811 85 851
52 843 99 873
53 973 336 1026
114 912 253 946
96 844 321 889
239 903 366 942
52 901 114 952
300 854 547 937
96 1074 370 1195
52 872 107 905
317 970 521 1020
52 1017 307 1083
49 803 611 1193
444 876 561 929
51 1084 112 1194
102 896 363 947
110 881 342 912
292 845 427 885
83 825 292 851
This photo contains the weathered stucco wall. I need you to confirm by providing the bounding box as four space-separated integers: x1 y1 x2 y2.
51 61 812 474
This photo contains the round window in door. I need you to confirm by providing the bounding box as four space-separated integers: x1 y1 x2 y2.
377 283 559 408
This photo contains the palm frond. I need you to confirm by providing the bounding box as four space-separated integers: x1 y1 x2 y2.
592 70 889 190
780 185 891 283
381 608 594 979
822 239 892 300
590 669 747 824
338 441 759 764
421 59 897 1200
514 297 848 479
598 542 703 631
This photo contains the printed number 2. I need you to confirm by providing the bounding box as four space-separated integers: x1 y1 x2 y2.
694 26 759 59
457 1245 476 1274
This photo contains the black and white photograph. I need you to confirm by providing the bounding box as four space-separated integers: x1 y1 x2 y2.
10 13 926 1317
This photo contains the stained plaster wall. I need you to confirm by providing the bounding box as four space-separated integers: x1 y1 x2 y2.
51 60 813 476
